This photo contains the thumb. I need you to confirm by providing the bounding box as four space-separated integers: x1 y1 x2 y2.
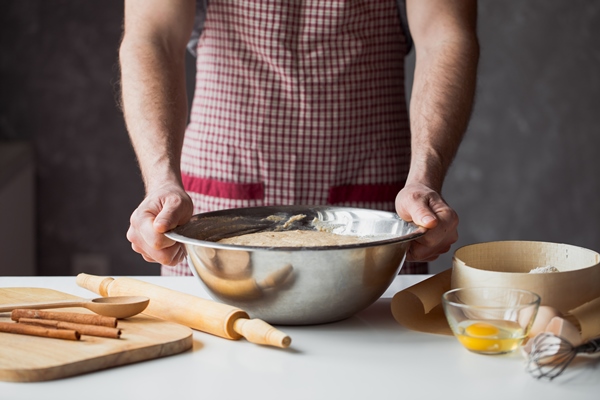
153 199 192 233
416 212 437 229
399 199 438 229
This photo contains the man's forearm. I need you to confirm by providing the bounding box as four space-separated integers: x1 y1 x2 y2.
119 40 189 193
407 35 479 192
405 0 479 193
118 0 195 193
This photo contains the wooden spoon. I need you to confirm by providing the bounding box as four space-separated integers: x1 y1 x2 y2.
0 296 150 318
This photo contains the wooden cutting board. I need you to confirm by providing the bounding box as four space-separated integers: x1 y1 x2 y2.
0 287 193 382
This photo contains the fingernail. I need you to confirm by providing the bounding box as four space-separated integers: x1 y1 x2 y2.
422 216 435 225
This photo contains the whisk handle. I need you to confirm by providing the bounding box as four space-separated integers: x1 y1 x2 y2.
575 337 600 354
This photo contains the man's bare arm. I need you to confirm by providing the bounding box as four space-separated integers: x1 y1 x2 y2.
119 0 195 192
406 0 479 192
396 0 479 261
119 0 196 265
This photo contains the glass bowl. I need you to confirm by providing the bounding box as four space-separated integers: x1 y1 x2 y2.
442 287 541 355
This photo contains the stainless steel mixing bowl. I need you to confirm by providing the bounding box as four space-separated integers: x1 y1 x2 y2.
165 205 426 325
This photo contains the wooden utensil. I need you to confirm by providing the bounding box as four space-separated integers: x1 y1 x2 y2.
0 288 192 382
0 296 149 319
76 273 291 348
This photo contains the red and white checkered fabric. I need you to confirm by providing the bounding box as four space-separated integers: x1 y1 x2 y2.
164 0 426 275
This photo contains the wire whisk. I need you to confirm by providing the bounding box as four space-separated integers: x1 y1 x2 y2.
526 332 600 380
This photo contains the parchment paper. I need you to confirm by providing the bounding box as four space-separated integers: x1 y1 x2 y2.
570 297 600 342
391 268 453 335
391 241 600 339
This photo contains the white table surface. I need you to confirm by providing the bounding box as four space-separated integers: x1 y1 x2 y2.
0 275 598 400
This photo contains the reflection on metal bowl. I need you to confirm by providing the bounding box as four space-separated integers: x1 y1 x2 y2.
165 205 426 325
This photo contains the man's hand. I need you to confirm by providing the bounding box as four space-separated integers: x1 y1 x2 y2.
126 183 193 265
120 0 196 266
398 0 478 262
395 183 459 262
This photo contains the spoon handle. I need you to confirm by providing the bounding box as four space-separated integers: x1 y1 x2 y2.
0 300 83 313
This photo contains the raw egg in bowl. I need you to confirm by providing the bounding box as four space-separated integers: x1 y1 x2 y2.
442 287 541 355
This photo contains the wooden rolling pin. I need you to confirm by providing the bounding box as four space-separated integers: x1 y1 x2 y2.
75 274 291 348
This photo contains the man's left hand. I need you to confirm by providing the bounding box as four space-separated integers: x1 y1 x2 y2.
395 183 459 262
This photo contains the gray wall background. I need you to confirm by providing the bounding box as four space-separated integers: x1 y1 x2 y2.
0 1 598 276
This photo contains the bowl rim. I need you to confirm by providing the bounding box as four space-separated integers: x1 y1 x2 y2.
452 240 600 274
164 205 428 251
441 287 542 310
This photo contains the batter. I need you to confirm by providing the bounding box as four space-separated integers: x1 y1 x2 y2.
217 230 370 247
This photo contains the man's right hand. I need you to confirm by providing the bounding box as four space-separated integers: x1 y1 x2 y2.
120 0 196 265
126 183 193 266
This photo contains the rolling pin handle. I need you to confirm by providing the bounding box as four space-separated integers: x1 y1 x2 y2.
233 318 291 349
76 273 114 297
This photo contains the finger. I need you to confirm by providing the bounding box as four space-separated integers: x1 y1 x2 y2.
133 237 184 266
129 227 158 262
396 192 439 229
406 216 457 261
414 228 455 251
405 201 439 229
126 194 192 265
141 253 158 263
136 209 176 250
131 240 158 264
129 221 177 263
407 240 452 262
153 244 185 266
127 225 147 255
128 205 168 250
153 196 193 233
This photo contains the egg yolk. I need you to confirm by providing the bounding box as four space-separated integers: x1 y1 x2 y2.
455 320 524 354
465 322 500 337
458 322 503 353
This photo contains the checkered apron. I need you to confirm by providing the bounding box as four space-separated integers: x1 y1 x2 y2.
164 0 427 275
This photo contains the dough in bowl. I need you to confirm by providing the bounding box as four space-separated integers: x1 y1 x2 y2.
217 229 369 247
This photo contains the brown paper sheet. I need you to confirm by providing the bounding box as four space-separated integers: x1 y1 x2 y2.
391 268 453 335
570 297 600 342
391 241 600 339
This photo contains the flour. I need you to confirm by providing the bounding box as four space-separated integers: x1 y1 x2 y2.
529 265 560 274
